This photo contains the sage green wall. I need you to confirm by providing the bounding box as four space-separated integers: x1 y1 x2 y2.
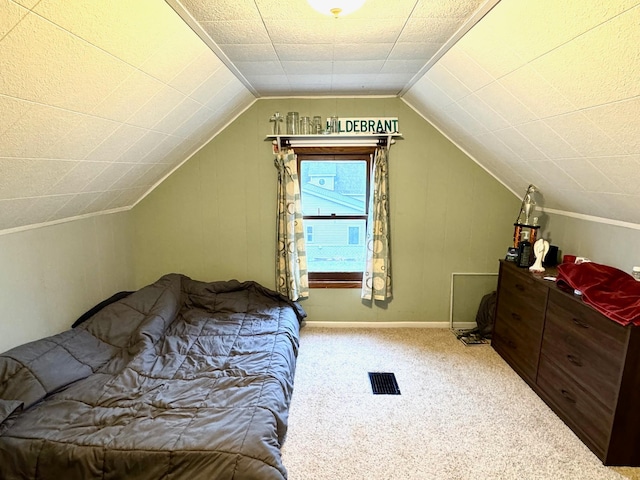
541 213 640 274
0 212 135 352
132 98 519 323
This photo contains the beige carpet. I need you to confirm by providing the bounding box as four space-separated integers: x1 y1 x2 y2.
281 328 640 480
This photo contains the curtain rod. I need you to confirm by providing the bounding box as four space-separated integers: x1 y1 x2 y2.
267 134 401 151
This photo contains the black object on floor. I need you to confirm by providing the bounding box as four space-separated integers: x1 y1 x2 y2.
454 329 490 346
368 372 401 395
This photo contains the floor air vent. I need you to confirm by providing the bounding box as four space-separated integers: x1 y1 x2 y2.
368 372 401 395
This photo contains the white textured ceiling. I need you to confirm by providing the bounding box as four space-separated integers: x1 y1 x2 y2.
171 0 489 96
1 0 639 233
0 0 254 232
403 0 640 226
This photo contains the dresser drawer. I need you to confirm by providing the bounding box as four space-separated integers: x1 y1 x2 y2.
495 293 545 336
542 290 628 408
495 266 547 336
492 322 539 381
498 266 548 322
538 354 613 457
546 289 627 351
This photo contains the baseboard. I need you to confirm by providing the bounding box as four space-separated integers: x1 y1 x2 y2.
303 321 477 329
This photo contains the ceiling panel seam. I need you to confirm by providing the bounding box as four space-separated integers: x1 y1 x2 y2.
399 0 502 96
165 0 259 97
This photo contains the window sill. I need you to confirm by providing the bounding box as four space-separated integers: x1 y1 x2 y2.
309 280 362 289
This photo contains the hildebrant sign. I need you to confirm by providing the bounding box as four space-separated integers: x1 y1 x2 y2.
329 117 399 134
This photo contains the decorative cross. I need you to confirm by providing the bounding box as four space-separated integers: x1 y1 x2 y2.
269 112 283 135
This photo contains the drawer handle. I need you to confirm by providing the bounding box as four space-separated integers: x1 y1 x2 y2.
567 354 583 367
511 312 522 321
560 389 577 404
572 318 589 329
515 283 525 292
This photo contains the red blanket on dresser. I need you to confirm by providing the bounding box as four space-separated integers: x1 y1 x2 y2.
557 262 640 326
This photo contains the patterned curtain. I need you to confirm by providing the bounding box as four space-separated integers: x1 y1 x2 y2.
362 147 392 301
274 149 309 301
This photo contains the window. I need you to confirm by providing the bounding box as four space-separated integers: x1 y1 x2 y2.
348 226 359 245
297 147 374 288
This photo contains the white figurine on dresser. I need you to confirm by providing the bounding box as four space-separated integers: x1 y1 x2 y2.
529 238 549 272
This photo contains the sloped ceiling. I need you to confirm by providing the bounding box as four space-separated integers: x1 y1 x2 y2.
1 0 639 234
404 0 640 227
0 0 254 232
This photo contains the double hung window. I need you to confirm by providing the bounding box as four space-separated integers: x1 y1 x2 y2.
297 147 374 288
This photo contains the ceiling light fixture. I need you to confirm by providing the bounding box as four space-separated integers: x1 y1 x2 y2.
307 0 366 18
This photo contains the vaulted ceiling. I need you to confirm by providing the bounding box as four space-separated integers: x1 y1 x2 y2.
1 0 639 234
0 0 254 232
404 1 640 227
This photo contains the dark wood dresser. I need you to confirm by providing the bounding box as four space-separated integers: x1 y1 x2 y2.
493 260 640 465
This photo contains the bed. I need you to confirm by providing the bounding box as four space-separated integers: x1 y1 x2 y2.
0 273 305 480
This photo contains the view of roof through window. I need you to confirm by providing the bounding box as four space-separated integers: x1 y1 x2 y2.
300 160 368 273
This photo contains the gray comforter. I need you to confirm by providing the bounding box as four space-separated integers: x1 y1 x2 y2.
0 274 304 480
